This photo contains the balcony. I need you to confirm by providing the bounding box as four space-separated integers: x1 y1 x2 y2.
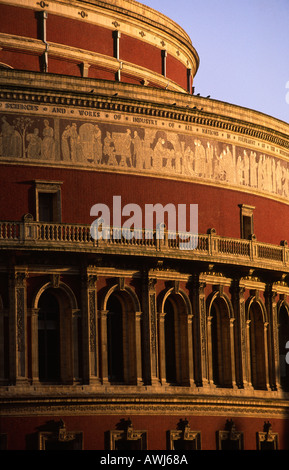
0 217 288 272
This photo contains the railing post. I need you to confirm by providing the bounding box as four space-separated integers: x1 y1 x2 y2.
20 214 37 241
281 240 288 266
156 223 167 250
249 234 257 261
207 228 217 256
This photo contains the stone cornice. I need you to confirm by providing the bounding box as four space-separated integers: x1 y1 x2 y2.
1 392 289 418
1 69 289 151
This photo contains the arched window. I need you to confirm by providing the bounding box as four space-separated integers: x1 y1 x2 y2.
35 283 80 385
210 298 232 388
107 295 124 383
278 304 289 391
161 291 193 386
38 290 60 382
102 285 142 386
249 301 267 390
164 297 177 384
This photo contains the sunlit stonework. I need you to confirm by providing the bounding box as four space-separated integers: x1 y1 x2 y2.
0 0 289 451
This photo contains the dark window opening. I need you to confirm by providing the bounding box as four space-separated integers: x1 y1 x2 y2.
211 301 232 388
249 303 267 390
107 295 124 383
242 215 253 239
38 192 57 222
239 204 255 239
278 305 289 391
173 439 197 450
115 439 142 450
164 298 177 384
38 290 60 382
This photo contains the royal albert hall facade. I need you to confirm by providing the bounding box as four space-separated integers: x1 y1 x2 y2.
1 0 289 452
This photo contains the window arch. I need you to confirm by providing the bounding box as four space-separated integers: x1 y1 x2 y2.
101 284 142 386
248 300 268 390
32 281 80 385
278 303 289 391
209 297 233 388
159 288 194 386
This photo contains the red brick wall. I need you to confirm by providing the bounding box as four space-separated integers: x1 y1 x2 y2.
0 164 288 245
0 5 190 90
2 414 289 450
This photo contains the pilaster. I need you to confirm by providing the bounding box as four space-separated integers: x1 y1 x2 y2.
141 273 160 386
81 272 101 385
8 268 29 385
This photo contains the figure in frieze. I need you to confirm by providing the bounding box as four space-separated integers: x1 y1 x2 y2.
276 160 283 195
121 129 132 166
78 123 101 163
168 134 183 174
271 158 276 194
261 155 268 192
182 144 194 176
143 128 155 169
281 164 288 197
8 124 22 158
194 139 206 177
5 116 30 158
93 124 102 164
153 137 166 171
110 129 132 167
1 116 14 157
249 151 258 188
69 123 79 161
226 145 236 184
243 150 249 186
205 142 214 179
42 119 55 160
132 130 144 169
103 131 116 166
257 154 265 190
61 125 72 161
236 153 245 186
27 128 42 159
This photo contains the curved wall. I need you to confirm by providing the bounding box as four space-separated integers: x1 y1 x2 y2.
0 0 199 92
2 0 289 452
1 70 289 245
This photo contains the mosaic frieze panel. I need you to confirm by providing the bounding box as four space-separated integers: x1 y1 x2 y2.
1 110 289 200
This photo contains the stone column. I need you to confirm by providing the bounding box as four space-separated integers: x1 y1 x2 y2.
186 312 195 387
245 319 253 388
264 321 270 390
141 274 160 386
229 317 237 387
135 311 143 385
99 309 109 384
81 273 100 385
158 311 167 385
192 278 209 387
30 307 40 384
72 308 81 383
230 281 244 388
206 315 214 384
265 286 278 390
9 269 28 385
0 304 6 384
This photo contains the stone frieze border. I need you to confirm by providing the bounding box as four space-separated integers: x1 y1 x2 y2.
1 394 289 419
